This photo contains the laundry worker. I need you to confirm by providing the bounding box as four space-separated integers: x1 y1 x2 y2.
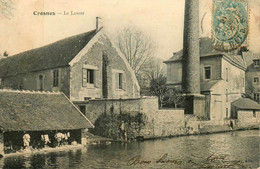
23 133 31 148
55 132 63 147
120 121 127 142
41 134 51 145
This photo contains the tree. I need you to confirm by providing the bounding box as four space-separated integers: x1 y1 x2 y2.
149 75 168 108
116 28 154 76
0 0 15 19
139 57 166 96
168 88 186 108
143 57 166 81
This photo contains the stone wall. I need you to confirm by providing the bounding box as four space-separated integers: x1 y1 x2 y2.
76 97 259 139
237 110 260 127
75 97 218 139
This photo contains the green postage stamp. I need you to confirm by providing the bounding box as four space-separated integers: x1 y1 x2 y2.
212 0 248 51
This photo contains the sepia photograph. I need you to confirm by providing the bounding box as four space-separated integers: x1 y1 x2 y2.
0 0 259 168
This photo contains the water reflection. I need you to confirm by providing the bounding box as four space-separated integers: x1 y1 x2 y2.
1 130 259 169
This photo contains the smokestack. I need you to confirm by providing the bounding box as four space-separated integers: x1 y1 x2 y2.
96 17 102 32
182 0 200 94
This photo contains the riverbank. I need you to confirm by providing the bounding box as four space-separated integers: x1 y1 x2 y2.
86 125 259 142
2 144 85 158
1 127 259 157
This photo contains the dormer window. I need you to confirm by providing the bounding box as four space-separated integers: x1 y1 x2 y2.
253 60 260 67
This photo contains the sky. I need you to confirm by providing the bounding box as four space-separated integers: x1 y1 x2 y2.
0 0 259 61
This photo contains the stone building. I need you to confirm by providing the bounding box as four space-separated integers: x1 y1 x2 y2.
0 27 140 101
231 98 260 127
244 54 260 104
164 38 247 123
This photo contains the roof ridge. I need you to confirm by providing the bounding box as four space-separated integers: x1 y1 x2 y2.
6 29 96 59
0 89 61 94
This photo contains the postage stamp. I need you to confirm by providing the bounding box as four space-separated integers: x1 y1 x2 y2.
212 0 249 51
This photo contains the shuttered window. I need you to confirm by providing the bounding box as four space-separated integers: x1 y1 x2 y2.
82 67 99 88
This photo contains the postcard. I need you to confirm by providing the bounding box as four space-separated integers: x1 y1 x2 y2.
0 0 259 168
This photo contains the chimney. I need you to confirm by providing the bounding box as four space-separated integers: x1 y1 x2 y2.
96 17 102 32
182 0 200 94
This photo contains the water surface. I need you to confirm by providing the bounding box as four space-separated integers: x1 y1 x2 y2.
1 130 259 169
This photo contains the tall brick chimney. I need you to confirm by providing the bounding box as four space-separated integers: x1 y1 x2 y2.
182 0 200 94
181 0 206 118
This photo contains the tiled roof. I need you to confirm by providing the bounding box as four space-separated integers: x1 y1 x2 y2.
232 98 260 110
0 29 97 77
200 80 220 91
164 37 220 63
0 90 94 131
164 37 246 70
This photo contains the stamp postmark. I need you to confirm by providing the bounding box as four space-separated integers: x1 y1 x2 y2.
212 0 248 51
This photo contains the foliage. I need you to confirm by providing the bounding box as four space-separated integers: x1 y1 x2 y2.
149 75 186 108
89 105 147 139
149 75 168 108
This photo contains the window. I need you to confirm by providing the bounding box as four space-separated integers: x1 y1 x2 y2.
83 68 95 87
79 106 86 115
253 77 259 84
204 66 211 80
113 69 125 90
39 75 43 91
253 60 260 67
87 69 94 84
118 73 123 89
226 68 228 82
53 70 59 87
84 97 91 101
253 110 256 118
254 93 260 102
226 89 228 102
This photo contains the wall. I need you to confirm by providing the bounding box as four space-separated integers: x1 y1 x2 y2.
221 58 245 118
75 97 188 139
0 67 71 97
229 110 260 129
76 97 258 139
70 34 140 101
166 62 182 85
200 56 222 81
166 55 222 87
246 69 260 103
238 110 260 123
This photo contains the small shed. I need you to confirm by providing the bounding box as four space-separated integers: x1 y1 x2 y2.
0 89 94 155
231 98 260 121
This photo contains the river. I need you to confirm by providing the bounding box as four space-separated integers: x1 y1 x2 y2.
0 130 259 169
